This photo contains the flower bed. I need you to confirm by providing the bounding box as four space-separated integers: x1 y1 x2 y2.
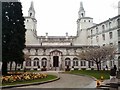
2 72 47 83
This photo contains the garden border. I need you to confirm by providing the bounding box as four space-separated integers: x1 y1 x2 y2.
1 75 60 89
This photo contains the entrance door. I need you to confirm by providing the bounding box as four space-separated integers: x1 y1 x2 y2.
53 56 59 67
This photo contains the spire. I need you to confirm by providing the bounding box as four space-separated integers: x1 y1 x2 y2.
29 1 35 13
80 2 84 11
78 2 85 18
28 1 35 18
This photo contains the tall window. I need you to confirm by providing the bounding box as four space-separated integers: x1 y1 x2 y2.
26 58 31 66
73 58 78 66
65 58 71 66
118 41 120 53
35 49 38 55
102 34 105 40
109 22 112 28
30 13 32 16
102 25 105 31
117 19 120 28
41 58 47 67
34 58 39 66
91 30 93 35
109 32 113 39
96 27 98 34
96 36 99 42
81 61 86 66
118 30 120 37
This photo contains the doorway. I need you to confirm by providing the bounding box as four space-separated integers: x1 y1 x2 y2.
53 56 59 67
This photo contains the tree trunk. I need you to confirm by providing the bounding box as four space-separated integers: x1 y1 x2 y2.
2 62 8 75
15 63 17 71
96 62 100 71
10 61 13 71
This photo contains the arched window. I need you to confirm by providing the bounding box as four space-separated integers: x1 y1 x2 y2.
26 58 31 66
109 22 112 28
81 61 86 66
65 58 71 66
41 58 47 67
34 58 39 66
102 25 105 31
73 58 78 66
30 13 32 16
96 27 98 34
117 18 120 27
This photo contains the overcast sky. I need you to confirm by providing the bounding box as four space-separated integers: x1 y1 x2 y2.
20 0 119 36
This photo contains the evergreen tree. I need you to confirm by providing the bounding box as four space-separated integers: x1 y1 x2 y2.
2 2 26 75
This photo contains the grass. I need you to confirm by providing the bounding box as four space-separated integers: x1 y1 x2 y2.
2 75 57 86
68 70 110 80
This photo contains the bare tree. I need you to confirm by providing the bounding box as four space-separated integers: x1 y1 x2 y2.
78 45 116 71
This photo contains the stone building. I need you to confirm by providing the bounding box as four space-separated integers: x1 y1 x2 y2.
8 1 120 71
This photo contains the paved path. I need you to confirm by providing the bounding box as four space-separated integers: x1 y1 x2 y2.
15 71 96 88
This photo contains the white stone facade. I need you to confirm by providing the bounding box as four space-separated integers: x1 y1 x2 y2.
9 1 120 71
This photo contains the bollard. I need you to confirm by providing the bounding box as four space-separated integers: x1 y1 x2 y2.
100 76 104 82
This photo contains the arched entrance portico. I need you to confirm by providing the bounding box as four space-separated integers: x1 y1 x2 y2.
50 50 63 70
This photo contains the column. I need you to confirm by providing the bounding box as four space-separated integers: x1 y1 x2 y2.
39 60 41 70
23 61 26 70
31 60 34 70
79 60 81 70
71 59 73 69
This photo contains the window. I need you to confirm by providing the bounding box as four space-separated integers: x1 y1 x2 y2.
96 36 99 42
65 60 71 66
102 34 105 40
109 32 113 39
28 49 31 53
109 43 113 46
88 61 94 68
30 13 32 16
35 49 38 55
34 58 39 66
26 59 31 66
84 20 86 22
103 44 105 46
65 58 71 66
81 13 84 17
109 22 111 28
96 27 98 34
41 58 47 67
91 30 93 35
118 41 120 53
102 25 105 31
73 58 78 66
89 20 90 22
91 37 93 44
81 61 86 66
118 30 120 37
117 19 120 27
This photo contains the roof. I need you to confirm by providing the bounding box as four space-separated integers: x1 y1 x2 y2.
87 15 120 30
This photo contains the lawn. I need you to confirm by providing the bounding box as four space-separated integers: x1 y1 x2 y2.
2 75 57 86
68 70 110 80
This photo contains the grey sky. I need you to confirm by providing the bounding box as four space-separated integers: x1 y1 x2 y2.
20 0 120 36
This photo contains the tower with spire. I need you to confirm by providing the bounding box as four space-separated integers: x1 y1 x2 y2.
28 1 35 18
24 1 39 45
74 2 94 45
78 2 85 18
